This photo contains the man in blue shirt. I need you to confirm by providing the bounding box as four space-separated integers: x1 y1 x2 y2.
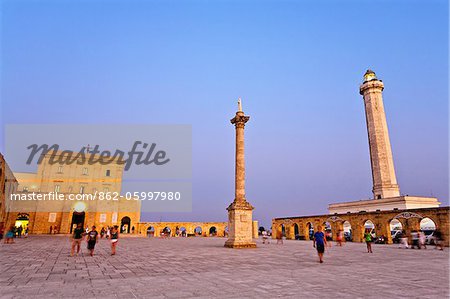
313 225 327 263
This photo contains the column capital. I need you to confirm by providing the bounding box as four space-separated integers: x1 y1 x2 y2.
230 111 250 127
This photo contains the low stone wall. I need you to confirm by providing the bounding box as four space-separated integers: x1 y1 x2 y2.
137 222 228 237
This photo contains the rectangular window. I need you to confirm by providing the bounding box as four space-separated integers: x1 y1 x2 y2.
82 167 88 175
23 187 29 192
48 213 57 223
55 185 61 193
99 214 107 223
57 166 63 173
106 169 111 177
80 186 85 194
112 212 118 224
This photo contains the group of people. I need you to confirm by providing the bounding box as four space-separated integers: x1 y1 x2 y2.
155 227 225 238
71 223 119 257
397 229 444 250
99 226 121 239
270 225 446 264
312 226 373 262
1 225 28 244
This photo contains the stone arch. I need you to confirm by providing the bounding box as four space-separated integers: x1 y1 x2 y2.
146 226 155 237
209 226 217 236
363 219 376 240
390 218 402 231
293 223 300 240
363 219 375 229
343 220 352 241
394 211 424 220
194 226 202 236
306 222 314 240
388 218 403 243
179 226 187 237
281 224 286 237
394 212 423 236
120 216 131 233
163 226 172 237
420 217 436 231
14 213 30 231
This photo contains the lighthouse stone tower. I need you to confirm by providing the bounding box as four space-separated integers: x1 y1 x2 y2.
360 70 400 200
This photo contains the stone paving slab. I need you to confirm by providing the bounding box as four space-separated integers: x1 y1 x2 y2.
0 235 448 298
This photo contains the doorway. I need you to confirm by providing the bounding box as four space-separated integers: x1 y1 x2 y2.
70 212 85 233
15 213 30 231
121 216 131 233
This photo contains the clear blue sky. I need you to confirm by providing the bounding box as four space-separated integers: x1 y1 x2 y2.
1 0 448 228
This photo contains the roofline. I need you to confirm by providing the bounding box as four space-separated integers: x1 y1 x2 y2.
273 206 450 221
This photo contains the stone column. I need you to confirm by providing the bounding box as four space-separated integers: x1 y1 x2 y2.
353 222 363 243
286 225 295 240
225 99 256 248
360 70 400 199
271 220 278 239
380 221 393 244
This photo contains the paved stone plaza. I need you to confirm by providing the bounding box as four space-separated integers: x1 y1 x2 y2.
0 236 448 298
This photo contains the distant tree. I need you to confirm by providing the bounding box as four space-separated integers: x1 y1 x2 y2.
259 226 265 233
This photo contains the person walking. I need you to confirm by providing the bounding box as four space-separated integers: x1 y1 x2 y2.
313 225 327 263
276 230 283 245
419 230 426 249
336 229 343 246
4 226 15 244
262 230 269 244
411 230 420 249
110 225 119 255
71 223 84 256
86 226 99 257
399 230 409 249
364 229 373 253
434 229 444 251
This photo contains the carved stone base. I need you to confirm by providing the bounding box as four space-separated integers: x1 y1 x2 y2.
224 239 257 248
224 200 256 249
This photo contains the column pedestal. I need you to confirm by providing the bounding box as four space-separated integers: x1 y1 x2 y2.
224 201 256 248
